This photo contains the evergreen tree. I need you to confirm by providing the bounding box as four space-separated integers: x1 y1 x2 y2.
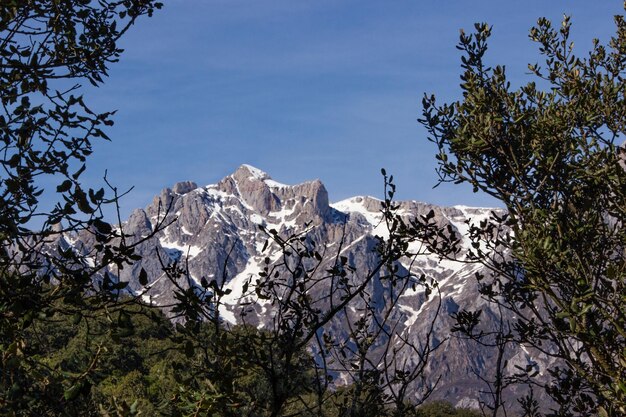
420 10 626 417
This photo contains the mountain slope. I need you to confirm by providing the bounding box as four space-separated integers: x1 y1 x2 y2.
65 165 546 409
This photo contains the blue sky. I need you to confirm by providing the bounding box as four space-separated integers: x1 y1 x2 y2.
73 1 624 219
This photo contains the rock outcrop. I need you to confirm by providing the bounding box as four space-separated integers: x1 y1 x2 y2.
65 165 548 410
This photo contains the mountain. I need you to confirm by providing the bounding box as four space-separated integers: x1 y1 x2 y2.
61 164 547 409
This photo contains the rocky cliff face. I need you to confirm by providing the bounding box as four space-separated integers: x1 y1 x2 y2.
61 164 548 409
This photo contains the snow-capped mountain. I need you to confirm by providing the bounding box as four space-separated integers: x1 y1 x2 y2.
64 164 547 409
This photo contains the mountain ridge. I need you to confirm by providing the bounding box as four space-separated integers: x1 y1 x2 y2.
61 164 544 410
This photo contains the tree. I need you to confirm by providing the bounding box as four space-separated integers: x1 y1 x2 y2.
0 1 162 413
2 2 444 415
159 177 446 416
420 10 626 417
414 401 482 417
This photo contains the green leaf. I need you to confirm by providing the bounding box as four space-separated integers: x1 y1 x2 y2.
138 267 148 286
184 340 194 357
73 186 93 214
56 180 72 193
72 164 86 180
93 219 112 235
64 382 82 401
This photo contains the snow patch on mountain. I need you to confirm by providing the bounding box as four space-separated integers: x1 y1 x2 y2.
240 164 269 180
68 164 543 411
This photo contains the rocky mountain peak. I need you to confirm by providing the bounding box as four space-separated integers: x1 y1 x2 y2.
58 165 547 410
213 165 331 221
216 164 280 215
232 164 271 182
172 181 198 195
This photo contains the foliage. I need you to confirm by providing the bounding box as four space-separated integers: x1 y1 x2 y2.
414 401 482 417
14 304 486 417
12 1 625 416
158 175 447 416
0 1 450 415
0 0 163 414
420 9 626 417
22 301 176 415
